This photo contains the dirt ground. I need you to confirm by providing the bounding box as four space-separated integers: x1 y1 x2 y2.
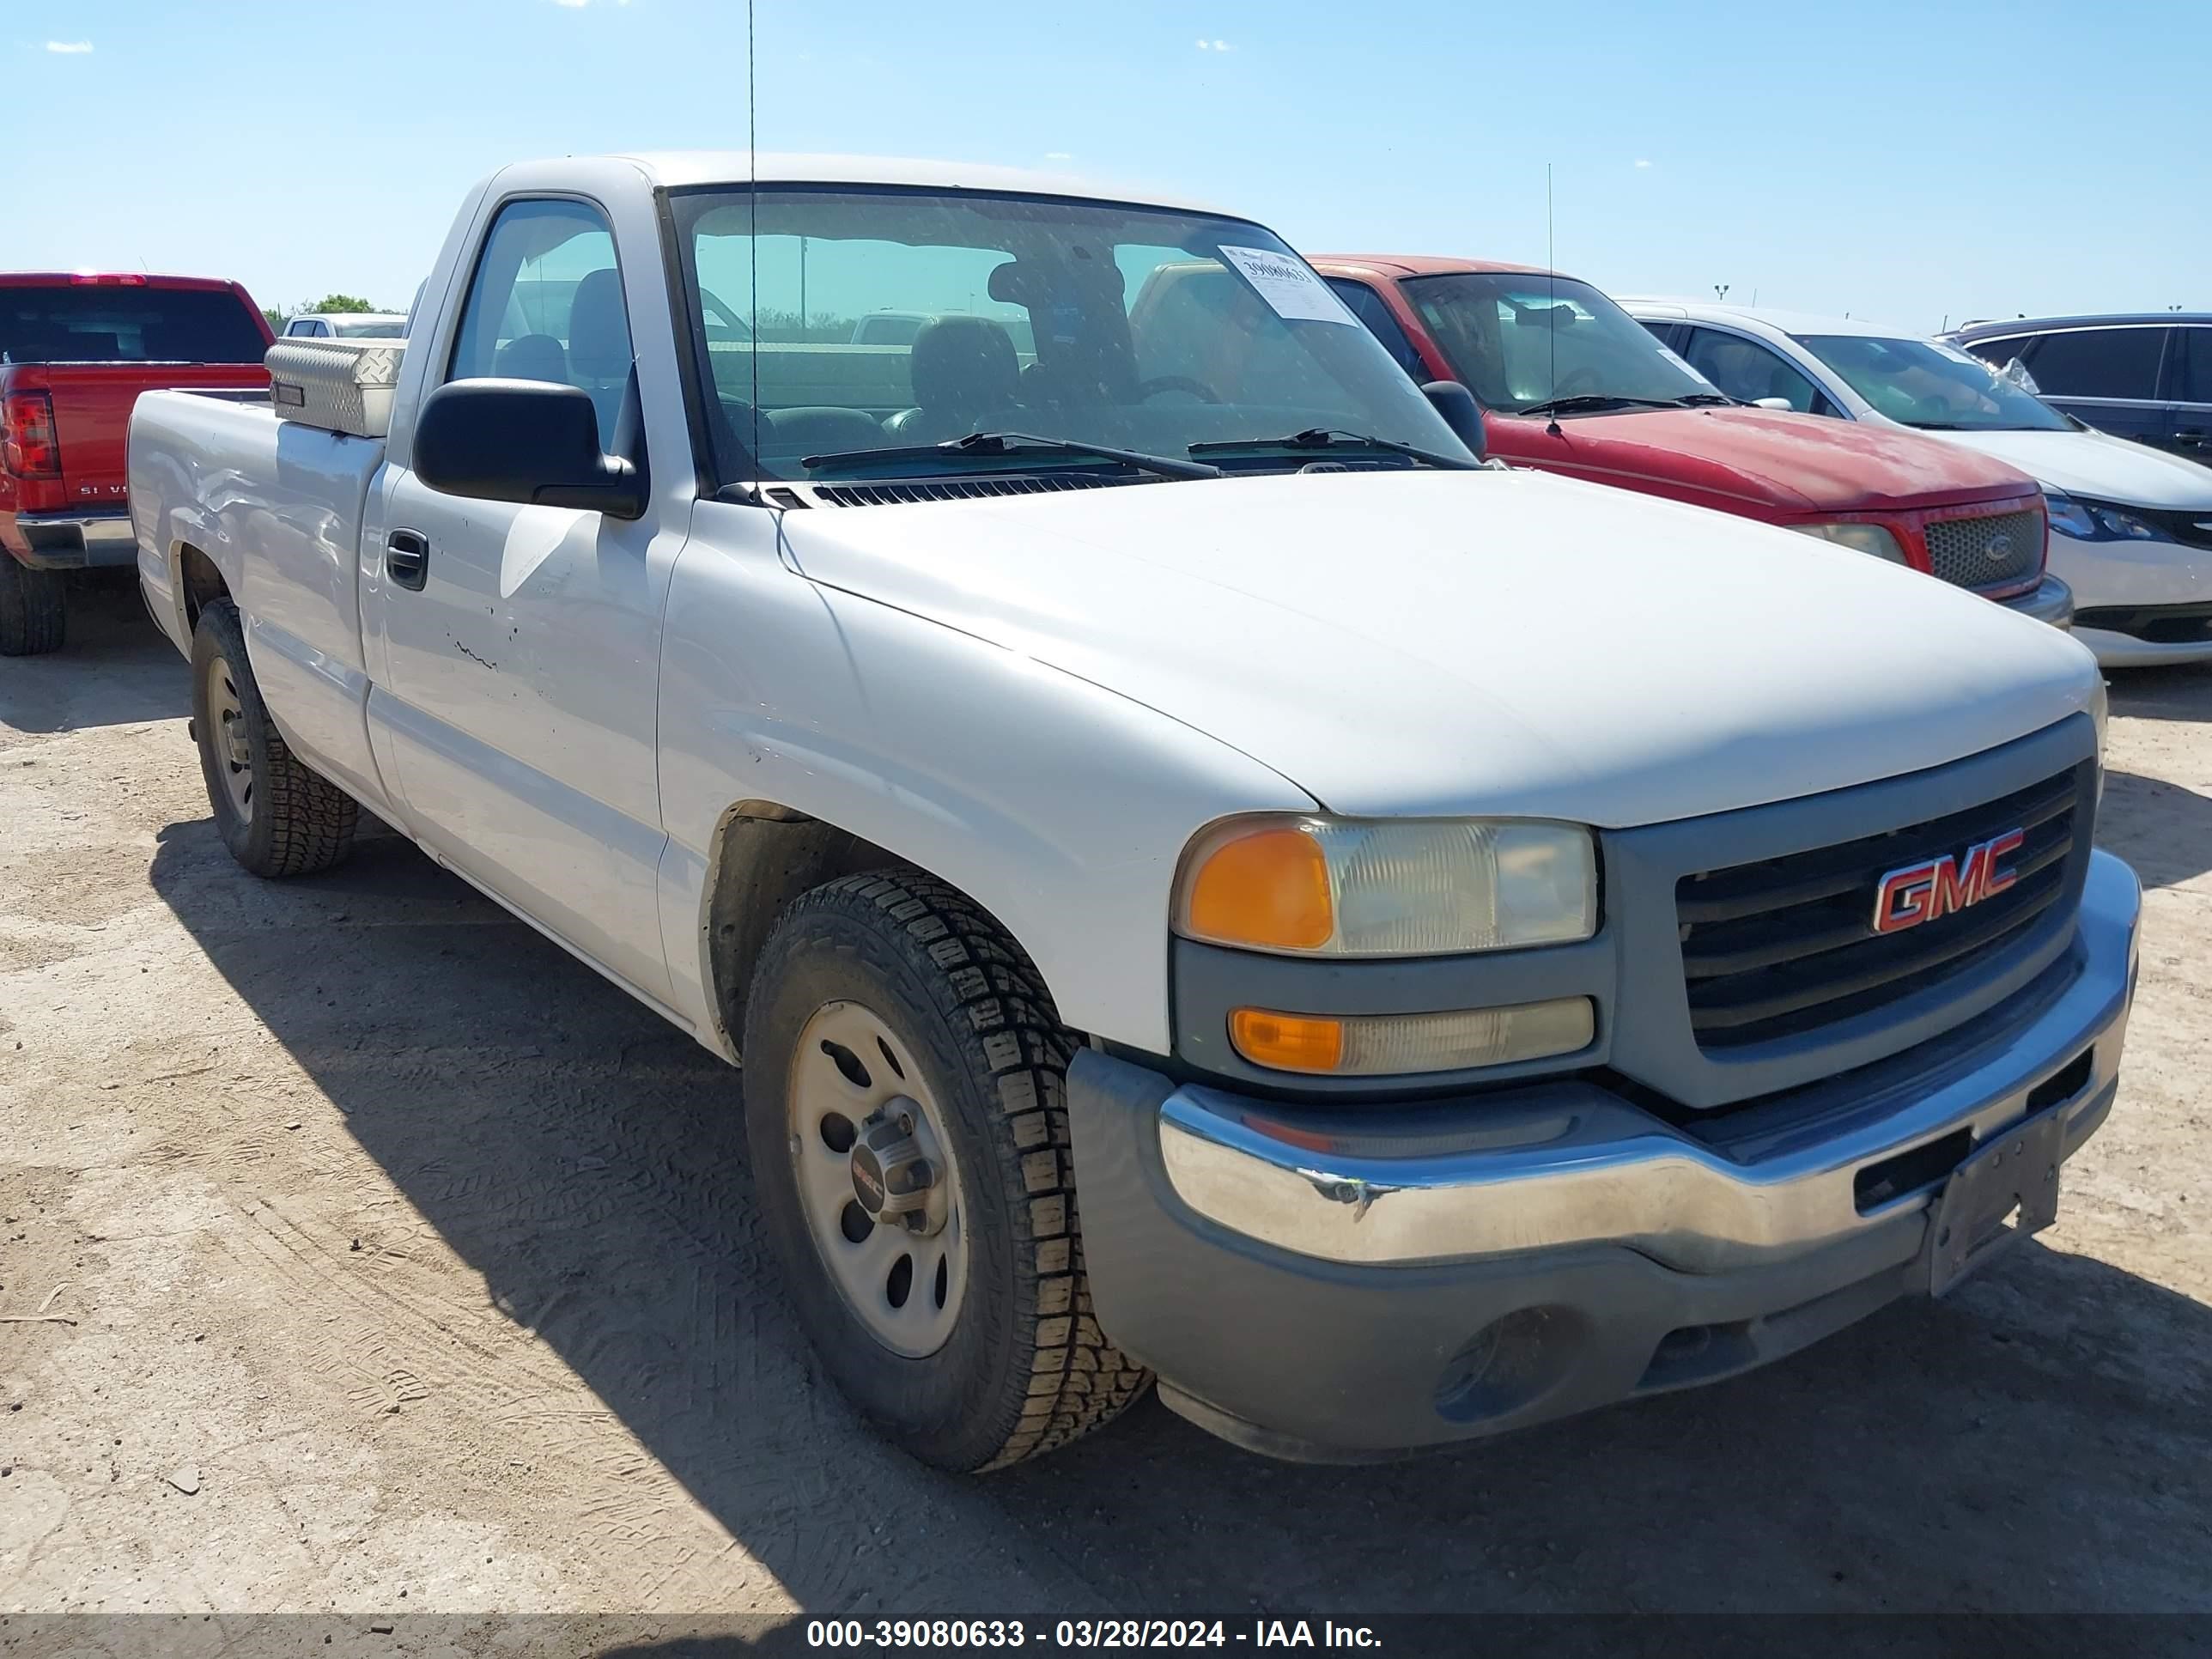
3 582 2209 1636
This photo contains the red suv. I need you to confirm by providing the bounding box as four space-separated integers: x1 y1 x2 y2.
2 272 272 654
1310 256 2071 627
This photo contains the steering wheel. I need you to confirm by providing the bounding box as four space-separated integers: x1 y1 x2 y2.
1550 365 1603 398
1135 375 1220 404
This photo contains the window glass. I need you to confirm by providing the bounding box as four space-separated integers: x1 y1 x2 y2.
0 285 266 364
2175 326 2212 404
1325 280 1429 380
1396 273 1717 413
677 187 1465 481
449 198 634 447
1681 327 1821 412
331 317 401 338
2017 327 2166 401
1958 333 2030 372
1794 334 2069 431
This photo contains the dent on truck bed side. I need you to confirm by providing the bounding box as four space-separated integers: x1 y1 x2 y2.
653 497 1315 1058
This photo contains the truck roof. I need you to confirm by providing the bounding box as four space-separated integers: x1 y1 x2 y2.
554 151 1231 216
0 271 250 292
1308 254 1554 280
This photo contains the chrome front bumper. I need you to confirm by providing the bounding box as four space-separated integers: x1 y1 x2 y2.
1156 849 2137 1273
1997 571 2075 629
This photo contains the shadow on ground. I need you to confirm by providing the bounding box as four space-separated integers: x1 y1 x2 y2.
146 819 2212 1615
2097 770 2212 890
0 575 187 735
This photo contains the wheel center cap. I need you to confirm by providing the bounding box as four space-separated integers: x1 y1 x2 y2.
849 1144 889 1214
848 1100 944 1236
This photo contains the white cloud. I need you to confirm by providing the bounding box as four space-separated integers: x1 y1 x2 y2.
550 0 589 8
1634 158 1654 168
1043 151 1073 161
46 40 94 52
1196 38 1231 50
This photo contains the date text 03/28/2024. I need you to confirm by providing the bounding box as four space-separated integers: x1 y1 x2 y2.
805 1620 1383 1649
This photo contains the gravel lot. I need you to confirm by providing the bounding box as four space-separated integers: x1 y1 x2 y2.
3 582 2209 1637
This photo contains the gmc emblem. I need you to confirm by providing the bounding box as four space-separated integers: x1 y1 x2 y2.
1872 829 2026 935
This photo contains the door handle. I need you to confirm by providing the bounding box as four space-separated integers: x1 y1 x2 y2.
2176 428 2209 448
386 528 430 591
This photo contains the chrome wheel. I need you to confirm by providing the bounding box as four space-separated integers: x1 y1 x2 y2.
202 648 254 823
787 1000 969 1359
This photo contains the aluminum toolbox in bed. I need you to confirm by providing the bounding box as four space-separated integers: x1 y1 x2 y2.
264 337 406 439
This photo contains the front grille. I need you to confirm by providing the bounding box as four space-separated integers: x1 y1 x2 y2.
2073 602 2212 645
2132 507 2212 552
1923 508 2042 590
1675 767 2080 1050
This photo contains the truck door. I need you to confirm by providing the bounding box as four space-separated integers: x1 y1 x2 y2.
367 194 682 1005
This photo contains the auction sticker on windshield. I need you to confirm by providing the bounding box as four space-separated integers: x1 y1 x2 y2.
1219 246 1355 325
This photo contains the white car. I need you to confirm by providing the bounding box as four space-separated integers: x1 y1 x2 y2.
1626 301 2212 666
282 311 408 340
127 153 2136 1469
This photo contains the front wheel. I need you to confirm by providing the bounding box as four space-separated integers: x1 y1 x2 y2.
743 872 1151 1470
190 599 358 877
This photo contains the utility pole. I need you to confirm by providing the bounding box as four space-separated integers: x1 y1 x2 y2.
1713 283 1729 301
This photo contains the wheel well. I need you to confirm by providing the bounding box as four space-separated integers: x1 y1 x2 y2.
703 805 916 1057
177 543 229 629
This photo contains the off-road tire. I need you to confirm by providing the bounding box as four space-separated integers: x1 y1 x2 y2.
191 599 358 877
743 872 1152 1470
0 557 66 656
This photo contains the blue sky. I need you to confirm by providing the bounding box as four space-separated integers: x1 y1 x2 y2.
16 0 2208 332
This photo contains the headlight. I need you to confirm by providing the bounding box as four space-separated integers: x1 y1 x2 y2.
2045 490 2167 543
1175 815 1597 957
1793 522 1909 563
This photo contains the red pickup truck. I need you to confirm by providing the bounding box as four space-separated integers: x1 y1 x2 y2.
1309 256 2073 627
2 272 272 654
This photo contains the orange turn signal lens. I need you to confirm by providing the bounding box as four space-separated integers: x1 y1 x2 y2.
1180 823 1334 952
1228 1009 1346 1074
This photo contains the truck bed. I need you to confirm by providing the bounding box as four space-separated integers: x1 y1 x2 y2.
129 386 393 813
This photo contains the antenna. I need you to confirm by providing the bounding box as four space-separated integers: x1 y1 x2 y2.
747 0 762 489
1545 163 1560 437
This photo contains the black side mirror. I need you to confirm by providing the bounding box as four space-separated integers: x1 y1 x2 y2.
412 378 648 520
1420 380 1489 463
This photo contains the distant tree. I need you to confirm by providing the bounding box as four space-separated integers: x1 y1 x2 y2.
311 294 376 314
260 306 286 334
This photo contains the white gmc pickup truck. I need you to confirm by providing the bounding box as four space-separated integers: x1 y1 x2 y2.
129 153 2141 1471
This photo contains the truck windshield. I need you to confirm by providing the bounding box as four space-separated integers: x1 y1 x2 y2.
1396 273 1721 416
0 285 267 365
672 187 1472 482
1796 335 2072 433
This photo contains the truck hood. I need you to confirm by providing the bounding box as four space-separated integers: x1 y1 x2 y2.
1503 404 2037 516
1915 425 2212 511
779 466 2099 827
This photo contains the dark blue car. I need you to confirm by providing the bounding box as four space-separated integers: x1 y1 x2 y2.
1945 313 2212 460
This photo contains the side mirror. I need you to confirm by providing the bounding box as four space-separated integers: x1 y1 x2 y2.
412 378 647 520
1751 396 1795 411
1419 380 1488 463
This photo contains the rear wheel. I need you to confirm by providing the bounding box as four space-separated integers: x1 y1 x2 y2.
0 557 66 656
743 872 1151 1470
190 599 358 877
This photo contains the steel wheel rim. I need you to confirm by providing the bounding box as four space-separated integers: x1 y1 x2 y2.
787 1000 969 1359
203 650 254 823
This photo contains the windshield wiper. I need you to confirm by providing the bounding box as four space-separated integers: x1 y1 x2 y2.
1514 393 1690 418
1671 392 1735 406
800 430 1220 482
1187 428 1480 471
